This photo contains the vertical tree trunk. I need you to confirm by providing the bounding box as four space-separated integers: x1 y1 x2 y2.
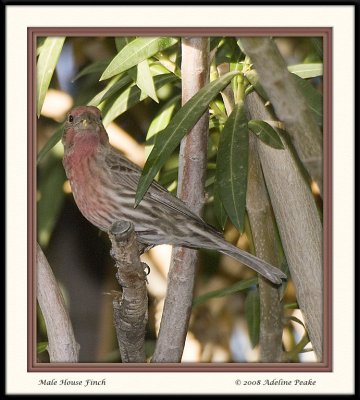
152 38 210 362
246 135 283 362
241 37 323 194
246 92 323 361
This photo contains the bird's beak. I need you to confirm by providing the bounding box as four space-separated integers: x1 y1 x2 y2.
82 119 89 128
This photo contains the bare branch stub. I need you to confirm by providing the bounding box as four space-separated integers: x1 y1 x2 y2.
108 221 148 363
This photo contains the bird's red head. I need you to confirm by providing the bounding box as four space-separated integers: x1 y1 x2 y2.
62 106 109 151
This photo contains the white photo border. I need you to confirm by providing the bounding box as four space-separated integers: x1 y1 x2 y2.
6 4 355 395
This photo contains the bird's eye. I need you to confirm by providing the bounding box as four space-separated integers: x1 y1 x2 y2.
68 115 74 123
99 115 102 121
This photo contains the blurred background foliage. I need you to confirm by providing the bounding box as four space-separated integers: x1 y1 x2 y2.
36 36 322 363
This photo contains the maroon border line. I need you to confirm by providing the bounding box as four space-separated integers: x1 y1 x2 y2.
29 27 332 372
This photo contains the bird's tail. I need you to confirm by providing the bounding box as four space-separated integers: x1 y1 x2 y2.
191 224 286 284
216 241 286 284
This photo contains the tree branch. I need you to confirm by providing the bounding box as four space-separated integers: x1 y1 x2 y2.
217 58 284 362
36 243 79 362
241 37 323 194
152 38 210 362
246 135 284 362
245 92 323 361
108 221 148 363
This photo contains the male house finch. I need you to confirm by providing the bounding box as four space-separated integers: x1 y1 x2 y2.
62 106 286 284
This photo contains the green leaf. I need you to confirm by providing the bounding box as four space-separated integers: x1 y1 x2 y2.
114 37 134 52
216 101 249 233
153 52 181 78
36 37 46 56
284 302 299 309
37 123 64 164
288 63 323 79
37 157 66 247
193 277 257 307
210 99 227 121
245 289 260 348
291 73 323 126
102 83 145 126
248 120 285 149
210 37 223 52
286 316 306 330
128 59 159 103
102 73 177 126
310 37 323 59
87 74 132 107
72 59 111 82
37 37 66 117
146 95 181 157
215 37 242 64
230 62 244 103
213 178 227 230
158 167 179 188
37 341 48 354
149 61 175 76
100 37 179 80
205 174 215 188
243 69 268 101
135 70 241 206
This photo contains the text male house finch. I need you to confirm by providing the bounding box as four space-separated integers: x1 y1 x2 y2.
62 106 286 284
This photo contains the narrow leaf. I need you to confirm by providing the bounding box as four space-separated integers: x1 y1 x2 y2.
193 277 257 307
146 95 180 157
248 120 285 149
149 62 175 76
210 37 223 52
213 178 227 230
216 101 249 233
114 37 134 52
102 83 145 127
215 37 241 64
286 316 306 330
37 341 48 354
128 59 159 103
310 37 323 59
100 37 178 80
72 59 110 82
37 124 64 164
36 37 46 56
135 70 241 206
288 63 323 79
102 73 177 126
291 73 323 126
37 37 66 117
284 302 299 309
243 69 268 101
87 74 132 107
37 159 66 247
158 167 179 188
245 289 261 348
153 52 181 78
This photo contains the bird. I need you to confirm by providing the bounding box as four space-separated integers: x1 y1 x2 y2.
61 106 286 284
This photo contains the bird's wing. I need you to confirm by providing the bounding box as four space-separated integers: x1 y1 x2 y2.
105 149 222 237
105 149 169 194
